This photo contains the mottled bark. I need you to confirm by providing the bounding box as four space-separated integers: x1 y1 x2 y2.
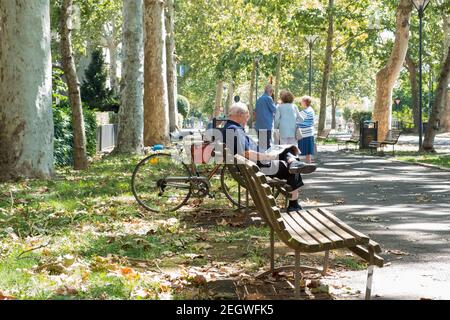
318 0 334 133
143 0 170 146
0 0 54 181
115 0 144 154
331 95 338 130
422 47 450 152
225 81 234 116
248 61 256 127
60 0 88 170
405 52 420 132
213 80 224 117
107 29 119 95
373 0 413 141
440 11 450 132
165 0 178 132
274 52 282 101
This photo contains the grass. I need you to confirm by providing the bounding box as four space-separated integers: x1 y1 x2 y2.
0 154 360 300
396 152 450 169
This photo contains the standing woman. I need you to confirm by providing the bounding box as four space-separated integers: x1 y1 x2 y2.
274 90 301 145
297 96 316 163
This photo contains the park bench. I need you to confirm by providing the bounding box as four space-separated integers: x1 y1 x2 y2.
222 145 293 208
234 154 384 299
369 129 401 156
337 131 360 151
316 129 332 142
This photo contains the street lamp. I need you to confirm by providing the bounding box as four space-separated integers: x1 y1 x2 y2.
305 35 319 96
411 0 430 150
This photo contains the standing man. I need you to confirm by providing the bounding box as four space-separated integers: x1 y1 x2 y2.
255 84 277 150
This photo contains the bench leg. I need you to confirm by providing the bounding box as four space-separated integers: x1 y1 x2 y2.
322 250 329 276
365 247 375 300
238 184 241 207
270 229 275 274
295 250 301 299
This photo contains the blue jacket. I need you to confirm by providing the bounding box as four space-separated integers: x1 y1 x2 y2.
255 93 277 130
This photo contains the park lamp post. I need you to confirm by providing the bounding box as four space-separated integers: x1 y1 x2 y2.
411 0 430 150
305 35 319 97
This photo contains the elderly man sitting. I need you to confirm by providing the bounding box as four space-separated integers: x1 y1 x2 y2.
219 102 316 212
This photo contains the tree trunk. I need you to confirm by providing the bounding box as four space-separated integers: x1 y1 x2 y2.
422 47 450 152
373 0 413 141
115 0 144 155
248 60 256 127
331 95 338 130
165 0 178 132
405 52 420 133
274 52 282 102
0 0 54 181
213 80 224 117
107 30 119 95
225 81 234 116
318 0 334 133
60 0 89 170
143 0 170 146
440 11 450 132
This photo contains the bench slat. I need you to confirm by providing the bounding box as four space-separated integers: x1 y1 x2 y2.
307 209 358 246
281 211 322 247
317 208 370 244
348 245 384 267
299 210 346 246
278 216 321 251
287 211 337 248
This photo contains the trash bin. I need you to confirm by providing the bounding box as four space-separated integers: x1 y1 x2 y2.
360 121 378 149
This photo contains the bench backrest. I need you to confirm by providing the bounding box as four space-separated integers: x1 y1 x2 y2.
384 129 401 143
234 154 293 244
317 129 331 139
350 130 360 140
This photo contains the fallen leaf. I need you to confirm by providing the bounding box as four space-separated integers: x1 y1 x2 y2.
55 285 78 296
387 249 409 256
0 291 16 300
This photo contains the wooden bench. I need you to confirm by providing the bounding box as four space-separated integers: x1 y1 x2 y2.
234 154 384 300
337 131 360 151
316 129 332 142
222 146 293 208
369 129 401 156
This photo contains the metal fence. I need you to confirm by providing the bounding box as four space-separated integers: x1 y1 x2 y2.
97 124 118 152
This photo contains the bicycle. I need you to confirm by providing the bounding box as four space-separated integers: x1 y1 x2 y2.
131 140 247 213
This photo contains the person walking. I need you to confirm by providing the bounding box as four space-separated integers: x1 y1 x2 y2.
297 96 316 163
255 84 277 151
274 90 302 145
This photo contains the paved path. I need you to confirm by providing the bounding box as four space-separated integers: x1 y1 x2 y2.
301 150 450 300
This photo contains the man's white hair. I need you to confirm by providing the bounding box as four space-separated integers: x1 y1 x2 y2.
228 102 249 116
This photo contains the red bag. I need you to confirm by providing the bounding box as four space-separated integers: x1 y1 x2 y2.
190 142 215 164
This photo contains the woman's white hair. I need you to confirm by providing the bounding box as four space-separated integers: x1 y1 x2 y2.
228 102 249 116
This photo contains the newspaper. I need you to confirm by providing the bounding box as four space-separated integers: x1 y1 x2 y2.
264 144 298 157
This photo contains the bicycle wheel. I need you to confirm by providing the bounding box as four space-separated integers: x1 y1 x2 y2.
131 153 192 213
220 165 249 208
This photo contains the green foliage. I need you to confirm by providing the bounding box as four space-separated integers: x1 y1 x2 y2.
53 97 97 167
177 95 191 118
343 107 352 123
80 49 119 112
351 111 372 125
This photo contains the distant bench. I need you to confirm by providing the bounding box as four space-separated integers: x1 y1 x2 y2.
369 129 402 156
337 131 360 150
